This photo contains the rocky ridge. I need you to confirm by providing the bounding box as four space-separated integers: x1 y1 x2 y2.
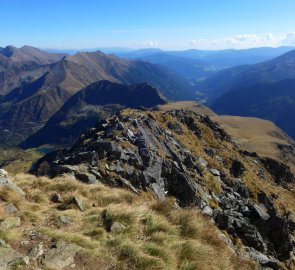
34 109 295 269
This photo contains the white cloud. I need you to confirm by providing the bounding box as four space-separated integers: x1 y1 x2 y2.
188 33 284 49
141 40 159 47
231 34 259 43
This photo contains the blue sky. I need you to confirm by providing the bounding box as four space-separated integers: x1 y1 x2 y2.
1 0 295 50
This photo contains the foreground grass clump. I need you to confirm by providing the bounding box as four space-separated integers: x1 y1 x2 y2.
0 173 256 269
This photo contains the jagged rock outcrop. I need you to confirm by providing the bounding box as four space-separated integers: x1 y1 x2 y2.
33 109 295 269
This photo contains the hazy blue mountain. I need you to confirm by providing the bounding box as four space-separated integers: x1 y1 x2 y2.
172 47 295 68
199 49 295 102
119 46 295 68
212 79 295 139
135 53 217 80
44 47 134 55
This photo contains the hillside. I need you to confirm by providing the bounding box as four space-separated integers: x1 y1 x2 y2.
199 49 295 101
0 50 195 146
32 108 295 269
0 45 66 95
0 54 48 95
0 45 66 65
2 105 295 269
157 101 295 172
0 171 254 270
64 51 195 100
155 100 216 116
211 79 295 139
21 81 166 148
132 53 216 81
213 115 295 173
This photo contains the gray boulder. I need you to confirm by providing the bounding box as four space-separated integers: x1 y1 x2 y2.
0 170 25 195
42 241 80 270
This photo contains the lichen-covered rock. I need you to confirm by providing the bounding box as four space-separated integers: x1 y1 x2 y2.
4 203 18 214
42 241 80 270
0 245 23 270
0 169 25 195
0 217 21 230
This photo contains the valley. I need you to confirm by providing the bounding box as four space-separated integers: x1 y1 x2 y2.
1 44 295 270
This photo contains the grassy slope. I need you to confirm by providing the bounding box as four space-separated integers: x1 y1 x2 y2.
0 174 255 270
2 105 295 269
0 148 42 175
156 101 216 116
157 102 295 172
213 116 295 172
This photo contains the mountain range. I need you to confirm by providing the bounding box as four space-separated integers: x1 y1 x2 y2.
21 80 166 148
196 49 295 139
0 46 196 146
1 44 295 146
199 49 295 101
2 44 295 269
0 45 65 95
119 46 295 68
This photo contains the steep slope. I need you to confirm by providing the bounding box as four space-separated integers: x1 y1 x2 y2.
0 171 254 270
156 101 295 172
199 49 295 101
0 53 47 95
0 45 66 95
65 51 195 100
212 79 295 139
33 108 295 269
0 45 66 65
0 50 195 146
0 60 77 143
213 115 295 173
21 81 166 148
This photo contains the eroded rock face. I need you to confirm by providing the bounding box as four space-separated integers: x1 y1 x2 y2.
33 109 295 268
260 157 295 185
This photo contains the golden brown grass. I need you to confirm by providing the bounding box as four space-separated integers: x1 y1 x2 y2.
0 173 256 270
156 101 217 117
213 115 295 173
0 147 42 175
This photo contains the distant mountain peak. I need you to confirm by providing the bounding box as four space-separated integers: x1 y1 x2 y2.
0 45 19 58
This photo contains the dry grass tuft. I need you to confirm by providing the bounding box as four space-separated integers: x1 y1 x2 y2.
0 173 256 269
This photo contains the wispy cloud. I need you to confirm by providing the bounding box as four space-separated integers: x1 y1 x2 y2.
188 32 295 49
141 40 159 47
